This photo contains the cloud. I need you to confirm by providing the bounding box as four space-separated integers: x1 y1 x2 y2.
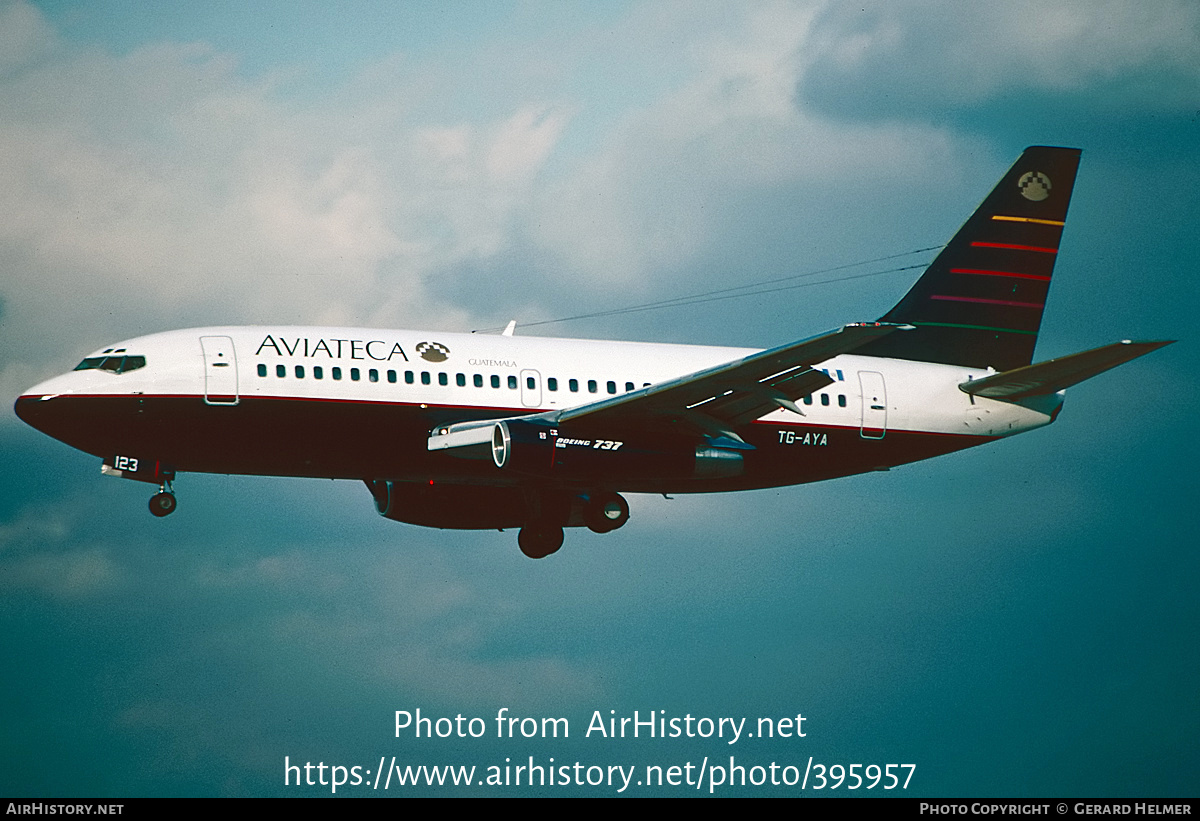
0 0 1000 402
172 532 610 708
0 505 123 599
5 0 1196 412
0 0 54 73
0 2 574 407
524 1 961 302
1 546 122 599
801 0 1200 118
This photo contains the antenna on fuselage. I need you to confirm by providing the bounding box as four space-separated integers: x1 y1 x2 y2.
502 320 517 337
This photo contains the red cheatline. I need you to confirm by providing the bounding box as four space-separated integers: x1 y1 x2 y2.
931 295 1045 308
971 241 1057 253
950 268 1051 281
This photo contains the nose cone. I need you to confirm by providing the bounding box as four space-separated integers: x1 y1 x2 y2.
14 373 62 430
14 393 43 429
15 374 145 460
14 389 70 442
13 375 93 451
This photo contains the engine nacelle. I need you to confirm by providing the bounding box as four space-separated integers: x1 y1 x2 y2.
491 419 745 481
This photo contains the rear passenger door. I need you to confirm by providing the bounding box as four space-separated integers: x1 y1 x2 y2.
858 370 886 439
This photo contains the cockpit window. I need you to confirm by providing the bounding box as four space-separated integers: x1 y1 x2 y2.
74 355 146 374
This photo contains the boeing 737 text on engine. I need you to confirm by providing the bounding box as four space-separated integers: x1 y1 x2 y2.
15 147 1172 557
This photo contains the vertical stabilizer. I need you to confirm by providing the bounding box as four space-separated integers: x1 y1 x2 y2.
858 146 1081 370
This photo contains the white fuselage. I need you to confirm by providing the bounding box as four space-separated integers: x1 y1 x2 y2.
18 326 1061 493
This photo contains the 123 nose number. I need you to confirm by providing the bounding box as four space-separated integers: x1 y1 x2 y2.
113 455 139 472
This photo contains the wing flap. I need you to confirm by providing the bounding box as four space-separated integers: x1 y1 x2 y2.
959 340 1173 399
548 322 904 431
691 369 833 426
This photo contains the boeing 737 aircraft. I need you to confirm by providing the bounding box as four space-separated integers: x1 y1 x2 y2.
15 146 1172 557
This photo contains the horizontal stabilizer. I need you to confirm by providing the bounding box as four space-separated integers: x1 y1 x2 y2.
959 340 1173 399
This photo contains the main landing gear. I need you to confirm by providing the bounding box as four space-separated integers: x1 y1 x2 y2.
516 491 631 559
583 491 630 534
518 522 564 559
149 480 177 517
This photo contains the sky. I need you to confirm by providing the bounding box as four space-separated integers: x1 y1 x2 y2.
1 0 1197 798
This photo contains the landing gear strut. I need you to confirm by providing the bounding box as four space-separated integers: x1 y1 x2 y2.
149 480 176 517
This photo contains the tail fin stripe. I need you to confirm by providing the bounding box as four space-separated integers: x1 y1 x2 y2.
970 242 1058 253
857 146 1082 369
914 321 1038 335
991 215 1065 226
931 295 1044 308
950 268 1051 281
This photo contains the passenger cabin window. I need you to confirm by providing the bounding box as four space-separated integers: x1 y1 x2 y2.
474 374 483 388
332 367 342 380
351 368 360 381
257 364 267 377
314 366 324 379
569 379 579 393
438 373 448 386
588 380 597 393
606 380 616 394
405 371 414 384
508 375 517 389
276 364 286 378
491 375 501 389
421 372 431 385
821 394 830 406
295 365 304 378
548 378 558 391
387 370 396 383
369 369 379 383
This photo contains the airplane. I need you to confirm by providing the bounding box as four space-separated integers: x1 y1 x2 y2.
14 146 1173 558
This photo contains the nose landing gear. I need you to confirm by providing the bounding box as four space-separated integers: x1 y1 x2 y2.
149 480 177 517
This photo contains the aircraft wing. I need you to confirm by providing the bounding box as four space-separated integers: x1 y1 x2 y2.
429 323 906 456
541 322 904 436
959 340 1174 400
